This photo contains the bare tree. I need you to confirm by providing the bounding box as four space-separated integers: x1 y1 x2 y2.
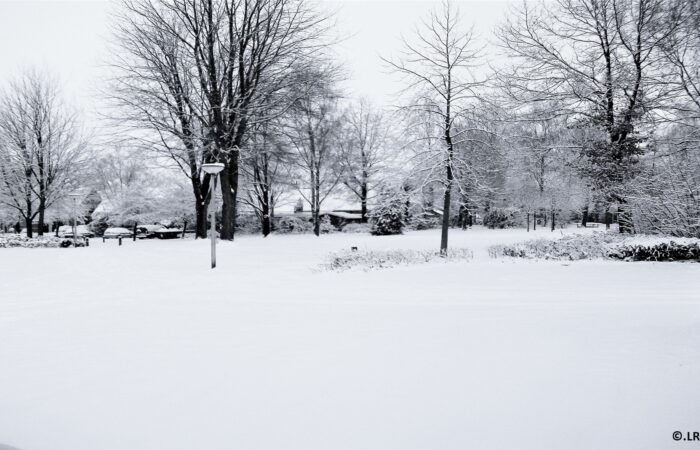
660 0 700 120
337 99 390 222
284 65 342 236
240 119 293 236
384 0 484 254
0 70 87 237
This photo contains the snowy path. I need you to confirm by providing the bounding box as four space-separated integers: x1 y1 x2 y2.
0 228 698 450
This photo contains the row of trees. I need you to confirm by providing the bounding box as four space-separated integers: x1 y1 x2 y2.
2 0 699 251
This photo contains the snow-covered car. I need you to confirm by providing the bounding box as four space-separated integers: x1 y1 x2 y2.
103 227 133 239
154 227 183 239
58 225 95 238
135 224 162 239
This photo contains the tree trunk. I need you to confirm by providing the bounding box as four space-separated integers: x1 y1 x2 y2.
195 198 208 239
25 216 33 238
527 212 530 232
360 182 368 223
313 178 321 236
551 209 555 231
617 199 634 234
261 200 271 237
440 129 454 256
220 153 239 241
533 212 537 230
581 205 589 227
38 198 46 236
313 210 320 236
605 207 612 230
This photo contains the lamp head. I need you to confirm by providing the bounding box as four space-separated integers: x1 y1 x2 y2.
202 163 224 175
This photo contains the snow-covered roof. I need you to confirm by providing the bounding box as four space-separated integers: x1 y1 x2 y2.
324 211 362 220
276 195 361 214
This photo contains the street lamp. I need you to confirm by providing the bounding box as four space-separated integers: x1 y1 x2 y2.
202 163 224 269
68 192 81 248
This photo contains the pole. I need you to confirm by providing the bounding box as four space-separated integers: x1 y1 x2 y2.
210 175 218 269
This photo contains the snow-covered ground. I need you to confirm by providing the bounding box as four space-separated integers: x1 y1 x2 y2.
0 227 698 450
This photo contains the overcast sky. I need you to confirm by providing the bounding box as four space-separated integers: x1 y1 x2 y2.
0 0 513 133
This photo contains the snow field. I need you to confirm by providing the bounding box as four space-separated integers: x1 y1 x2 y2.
0 227 698 450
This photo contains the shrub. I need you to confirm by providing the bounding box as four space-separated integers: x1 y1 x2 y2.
407 213 441 230
341 223 372 234
483 207 524 229
320 248 473 272
370 192 406 236
275 215 312 234
320 215 336 234
235 214 262 234
90 218 110 237
609 241 700 261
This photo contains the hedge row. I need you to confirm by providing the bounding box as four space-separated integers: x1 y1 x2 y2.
489 233 700 262
609 241 700 261
0 235 78 248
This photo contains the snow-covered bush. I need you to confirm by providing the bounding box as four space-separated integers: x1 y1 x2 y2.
321 248 473 272
482 207 524 229
0 235 78 248
609 241 700 261
275 215 312 234
407 213 441 230
320 215 335 234
370 191 406 236
488 232 624 260
235 214 262 234
90 218 110 237
341 223 372 233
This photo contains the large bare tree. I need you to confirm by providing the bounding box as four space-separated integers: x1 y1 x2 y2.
111 0 330 239
384 0 484 255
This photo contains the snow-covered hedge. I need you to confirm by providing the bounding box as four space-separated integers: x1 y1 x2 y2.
320 248 473 272
489 232 700 262
0 235 78 248
488 232 624 260
483 207 524 229
609 241 700 261
275 216 312 234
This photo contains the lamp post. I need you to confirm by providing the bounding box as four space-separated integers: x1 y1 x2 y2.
202 163 224 269
68 193 81 248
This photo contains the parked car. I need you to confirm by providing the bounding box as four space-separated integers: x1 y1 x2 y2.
103 227 133 239
58 225 95 238
154 227 183 239
135 224 162 239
